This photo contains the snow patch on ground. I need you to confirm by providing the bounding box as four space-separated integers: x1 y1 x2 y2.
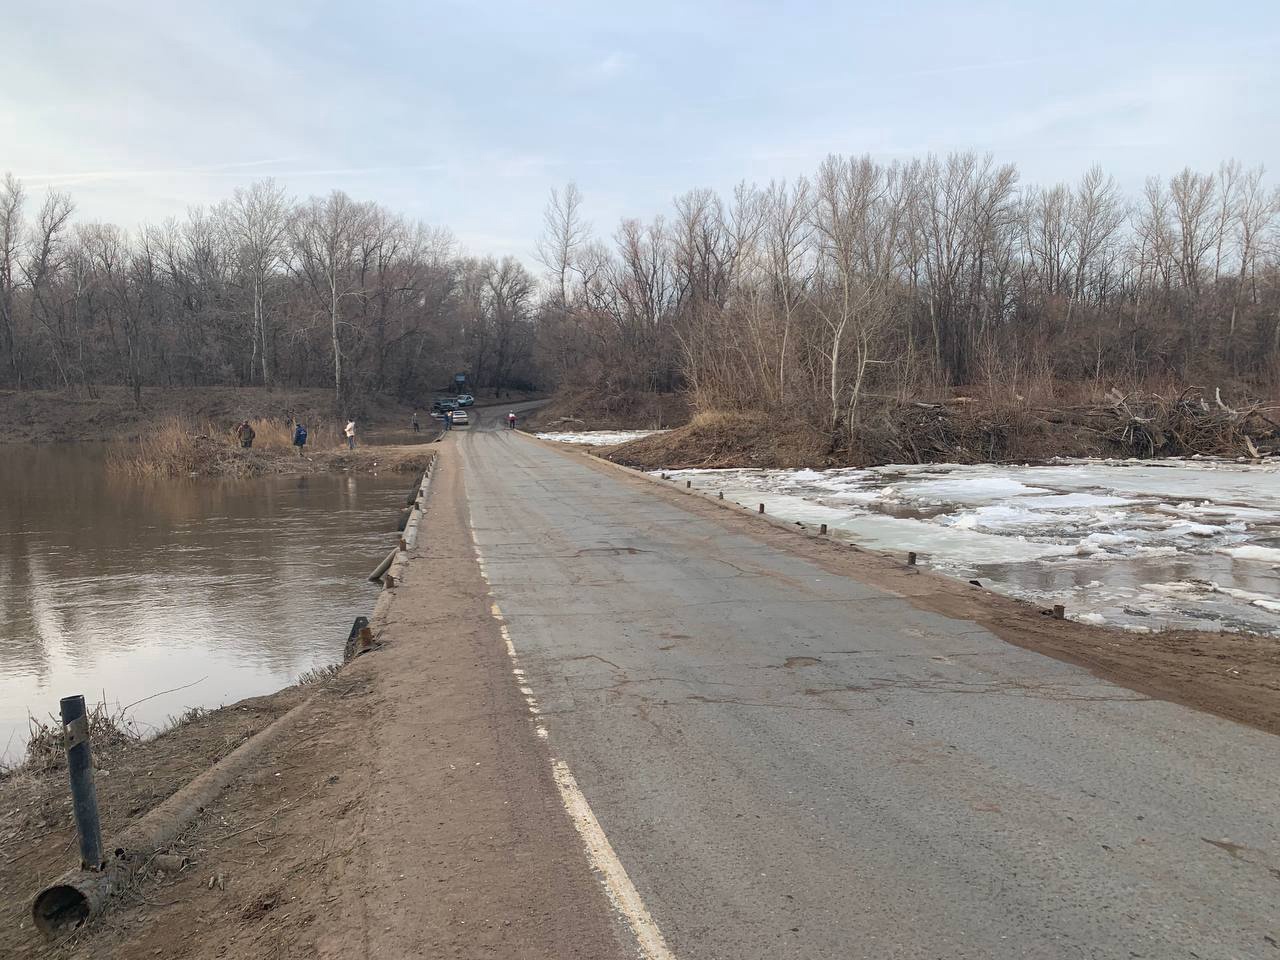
537 430 667 446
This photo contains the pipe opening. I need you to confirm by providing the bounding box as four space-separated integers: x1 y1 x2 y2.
33 884 90 935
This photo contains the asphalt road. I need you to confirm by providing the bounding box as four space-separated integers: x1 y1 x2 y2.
458 412 1280 959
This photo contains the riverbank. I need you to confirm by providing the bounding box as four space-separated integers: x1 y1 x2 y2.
0 684 311 955
107 420 438 479
1 386 406 445
1 385 542 447
603 391 1280 471
0 437 626 960
518 382 1280 471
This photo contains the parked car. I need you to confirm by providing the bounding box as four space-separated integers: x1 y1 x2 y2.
450 409 469 425
431 398 459 416
455 394 475 407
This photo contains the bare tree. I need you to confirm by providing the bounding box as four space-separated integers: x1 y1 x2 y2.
536 183 589 309
22 190 76 388
291 191 370 409
0 174 25 382
224 179 290 385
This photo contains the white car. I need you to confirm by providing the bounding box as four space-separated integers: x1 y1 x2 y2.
450 409 469 425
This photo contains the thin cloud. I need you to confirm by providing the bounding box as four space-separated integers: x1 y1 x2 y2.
15 158 297 185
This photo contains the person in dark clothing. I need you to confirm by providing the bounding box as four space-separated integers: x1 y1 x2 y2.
235 420 256 448
412 410 420 433
443 410 453 431
293 423 308 456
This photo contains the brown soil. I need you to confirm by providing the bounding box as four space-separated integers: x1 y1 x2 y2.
0 440 628 960
0 687 308 957
523 386 691 432
608 410 832 469
574 448 1280 738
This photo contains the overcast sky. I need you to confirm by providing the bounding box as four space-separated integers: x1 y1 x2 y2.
4 0 1277 260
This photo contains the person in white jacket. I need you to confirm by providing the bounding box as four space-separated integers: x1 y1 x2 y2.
344 420 357 449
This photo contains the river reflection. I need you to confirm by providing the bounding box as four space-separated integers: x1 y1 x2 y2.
1 446 407 762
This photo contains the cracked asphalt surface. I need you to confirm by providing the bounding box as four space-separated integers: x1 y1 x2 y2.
460 414 1280 959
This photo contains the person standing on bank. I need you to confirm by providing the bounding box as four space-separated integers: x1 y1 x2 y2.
443 409 452 431
345 419 357 449
235 420 255 448
411 410 420 433
293 422 308 457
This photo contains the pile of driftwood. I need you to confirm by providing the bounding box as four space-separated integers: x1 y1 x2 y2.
1098 388 1279 459
862 387 1278 465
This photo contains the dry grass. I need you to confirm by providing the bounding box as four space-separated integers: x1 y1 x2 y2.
2 700 142 781
107 416 344 479
296 662 342 685
241 417 341 452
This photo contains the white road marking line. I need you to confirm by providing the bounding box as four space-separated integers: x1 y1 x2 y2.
551 759 678 960
469 517 677 960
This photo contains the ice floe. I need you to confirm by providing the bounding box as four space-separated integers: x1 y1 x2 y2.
537 430 666 446
659 458 1280 637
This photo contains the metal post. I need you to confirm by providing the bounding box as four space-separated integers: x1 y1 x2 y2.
758 503 765 514
819 523 827 536
344 615 370 660
60 696 103 871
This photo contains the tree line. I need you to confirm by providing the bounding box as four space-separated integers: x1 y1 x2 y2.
0 176 540 409
535 155 1280 437
4 154 1277 436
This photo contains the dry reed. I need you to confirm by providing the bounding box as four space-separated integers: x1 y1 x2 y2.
108 416 343 479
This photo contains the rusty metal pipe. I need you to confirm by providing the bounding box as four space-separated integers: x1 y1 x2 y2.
33 697 314 936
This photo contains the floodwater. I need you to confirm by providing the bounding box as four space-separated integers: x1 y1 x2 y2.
1 445 409 764
657 459 1280 638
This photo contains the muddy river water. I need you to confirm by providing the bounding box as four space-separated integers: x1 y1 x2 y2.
1 445 408 763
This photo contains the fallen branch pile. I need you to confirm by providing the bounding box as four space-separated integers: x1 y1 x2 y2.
1095 387 1279 459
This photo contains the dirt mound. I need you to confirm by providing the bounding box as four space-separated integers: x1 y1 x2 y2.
609 411 830 470
526 387 691 432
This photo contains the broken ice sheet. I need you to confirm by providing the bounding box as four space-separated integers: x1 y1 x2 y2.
661 458 1280 637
